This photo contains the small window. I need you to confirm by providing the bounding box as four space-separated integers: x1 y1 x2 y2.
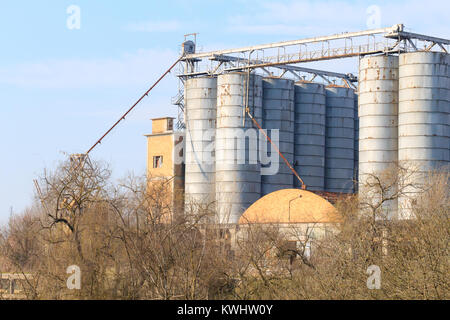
167 119 173 131
153 156 163 168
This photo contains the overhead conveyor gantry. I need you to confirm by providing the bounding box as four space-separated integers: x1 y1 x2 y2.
180 24 449 75
172 24 449 128
72 24 449 150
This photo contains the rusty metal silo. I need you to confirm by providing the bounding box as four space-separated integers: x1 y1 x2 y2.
398 51 450 219
184 77 217 210
358 55 399 217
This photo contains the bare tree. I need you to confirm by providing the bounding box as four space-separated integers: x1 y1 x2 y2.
1 158 447 300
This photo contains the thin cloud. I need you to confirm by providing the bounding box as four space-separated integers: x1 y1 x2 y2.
226 0 450 37
0 49 180 89
228 23 314 36
125 20 181 32
227 1 362 37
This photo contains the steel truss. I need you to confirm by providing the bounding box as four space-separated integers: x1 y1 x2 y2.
173 24 450 127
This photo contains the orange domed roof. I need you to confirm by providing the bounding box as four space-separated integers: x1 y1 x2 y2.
239 189 340 224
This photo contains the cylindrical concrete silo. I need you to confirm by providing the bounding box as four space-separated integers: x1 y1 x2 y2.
325 86 355 193
398 51 450 219
358 55 399 217
261 77 295 195
216 72 263 224
294 82 326 191
184 77 217 210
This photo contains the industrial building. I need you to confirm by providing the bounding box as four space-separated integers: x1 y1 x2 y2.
145 24 449 230
145 117 185 221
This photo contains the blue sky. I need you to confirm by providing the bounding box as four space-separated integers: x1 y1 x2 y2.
0 0 448 224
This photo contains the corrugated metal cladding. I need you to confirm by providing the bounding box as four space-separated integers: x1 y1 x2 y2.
325 86 355 193
398 51 450 219
216 72 262 224
294 82 326 191
184 77 217 209
358 55 399 218
261 77 295 195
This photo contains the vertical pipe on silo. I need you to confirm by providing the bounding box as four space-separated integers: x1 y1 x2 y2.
216 72 263 224
294 82 326 191
398 51 450 219
325 86 355 193
358 55 399 218
261 77 295 195
184 77 217 211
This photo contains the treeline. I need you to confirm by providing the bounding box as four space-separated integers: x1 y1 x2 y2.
0 158 448 299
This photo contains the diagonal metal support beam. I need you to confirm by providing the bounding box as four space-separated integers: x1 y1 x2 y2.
425 42 436 51
407 39 418 51
287 70 302 80
438 43 448 53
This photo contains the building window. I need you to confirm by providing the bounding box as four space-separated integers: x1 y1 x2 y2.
167 119 173 131
153 156 163 168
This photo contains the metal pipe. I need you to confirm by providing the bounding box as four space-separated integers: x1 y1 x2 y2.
86 56 183 155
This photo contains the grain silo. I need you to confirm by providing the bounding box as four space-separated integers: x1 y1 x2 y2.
358 55 399 217
398 51 450 219
261 77 295 195
325 86 355 193
216 72 263 224
353 92 359 192
184 77 217 210
294 82 326 191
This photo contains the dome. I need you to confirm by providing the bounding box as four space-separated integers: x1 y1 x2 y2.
239 189 341 224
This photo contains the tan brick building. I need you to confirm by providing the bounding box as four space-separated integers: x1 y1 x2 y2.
145 117 185 221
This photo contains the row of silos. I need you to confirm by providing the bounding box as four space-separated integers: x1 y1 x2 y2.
185 73 358 223
358 51 449 219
